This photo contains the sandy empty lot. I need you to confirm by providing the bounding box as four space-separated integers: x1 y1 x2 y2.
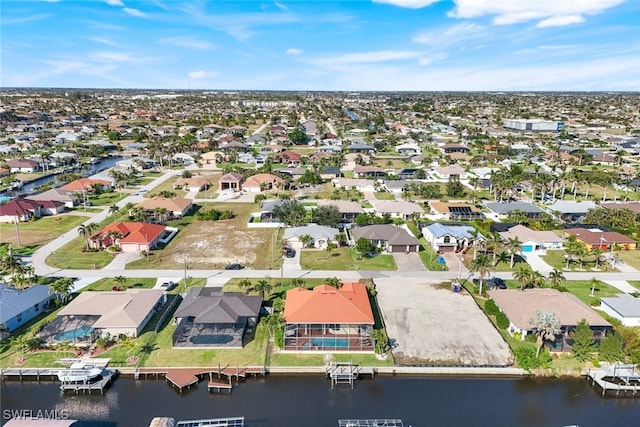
375 278 514 366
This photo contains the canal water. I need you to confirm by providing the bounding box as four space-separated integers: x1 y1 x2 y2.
2 375 639 426
5 156 123 196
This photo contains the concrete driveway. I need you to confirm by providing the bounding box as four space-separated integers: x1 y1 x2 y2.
391 252 426 271
375 277 514 366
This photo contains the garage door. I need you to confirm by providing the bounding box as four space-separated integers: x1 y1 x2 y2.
522 245 534 252
440 246 455 253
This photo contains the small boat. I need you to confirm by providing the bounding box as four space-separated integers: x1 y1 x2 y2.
57 362 103 383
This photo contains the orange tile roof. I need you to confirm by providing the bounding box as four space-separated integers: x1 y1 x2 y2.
60 178 111 192
95 221 165 243
283 282 374 324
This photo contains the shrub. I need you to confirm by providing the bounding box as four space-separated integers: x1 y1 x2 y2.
496 311 510 329
484 299 499 316
274 327 284 349
514 345 553 371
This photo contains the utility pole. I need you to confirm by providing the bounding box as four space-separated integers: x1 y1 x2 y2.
183 253 187 290
14 218 21 247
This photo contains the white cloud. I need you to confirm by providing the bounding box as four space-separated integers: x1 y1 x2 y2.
537 15 585 28
413 23 486 46
105 0 124 6
188 70 218 80
313 50 423 66
87 37 119 47
448 0 625 27
89 51 131 62
123 8 147 18
372 0 441 9
158 37 215 50
286 48 303 55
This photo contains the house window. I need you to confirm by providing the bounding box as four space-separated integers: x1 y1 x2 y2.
443 236 451 244
16 313 22 322
34 303 39 312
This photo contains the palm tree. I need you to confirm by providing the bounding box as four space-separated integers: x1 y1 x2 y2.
251 279 273 299
589 277 600 298
494 251 510 268
470 253 493 295
529 310 561 358
290 278 306 288
114 275 127 290
485 232 503 262
505 237 523 269
262 314 283 342
547 269 566 288
591 247 604 270
78 224 91 251
513 265 533 290
49 277 74 305
0 246 21 276
530 271 546 288
325 277 342 288
371 329 389 356
108 205 120 222
299 234 313 248
238 279 252 294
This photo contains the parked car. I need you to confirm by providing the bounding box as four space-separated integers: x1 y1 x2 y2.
160 281 176 291
225 263 245 270
284 247 296 258
474 277 507 289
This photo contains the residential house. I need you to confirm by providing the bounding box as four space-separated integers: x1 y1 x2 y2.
219 172 244 191
319 167 342 179
0 199 44 223
316 200 364 224
332 178 376 192
136 197 193 219
488 288 611 351
219 141 249 153
395 143 421 155
563 227 637 251
60 178 112 193
273 150 302 166
5 159 40 173
27 199 65 216
24 188 79 209
498 224 564 252
89 221 167 253
432 165 467 180
484 201 547 219
42 289 166 343
381 180 407 195
350 224 420 253
429 202 485 220
441 144 470 154
346 142 376 154
353 165 387 179
173 176 211 192
283 224 339 249
282 282 374 352
172 287 262 349
0 284 56 335
371 200 424 220
602 202 640 215
599 294 640 327
243 173 284 192
422 223 483 253
547 201 598 222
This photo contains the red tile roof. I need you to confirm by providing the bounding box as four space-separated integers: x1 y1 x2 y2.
0 199 42 216
283 282 374 324
565 227 635 246
60 178 111 192
95 222 165 244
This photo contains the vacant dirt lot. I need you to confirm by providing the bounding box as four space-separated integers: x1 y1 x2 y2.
374 278 514 366
157 202 279 269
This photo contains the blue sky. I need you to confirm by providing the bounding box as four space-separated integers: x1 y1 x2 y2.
2 0 639 90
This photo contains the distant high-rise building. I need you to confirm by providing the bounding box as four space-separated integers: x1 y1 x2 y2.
503 118 563 132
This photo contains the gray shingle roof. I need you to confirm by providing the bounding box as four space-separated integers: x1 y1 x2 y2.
600 294 640 318
485 202 545 214
351 224 420 246
174 287 262 324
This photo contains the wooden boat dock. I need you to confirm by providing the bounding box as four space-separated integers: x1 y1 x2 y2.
338 420 404 427
326 361 376 389
60 369 117 394
586 364 640 397
135 366 266 393
1 367 61 381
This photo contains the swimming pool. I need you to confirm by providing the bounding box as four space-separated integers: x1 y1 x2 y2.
54 326 94 341
309 337 350 349
190 334 234 345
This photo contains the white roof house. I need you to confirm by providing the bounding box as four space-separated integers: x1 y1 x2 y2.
283 224 339 249
0 284 56 333
56 289 165 338
600 294 640 327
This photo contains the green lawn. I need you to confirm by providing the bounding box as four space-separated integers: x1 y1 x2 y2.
543 250 618 272
373 191 395 200
81 277 157 292
141 322 269 367
300 247 396 270
46 236 115 269
628 281 640 291
0 215 89 248
417 238 448 271
615 250 640 270
90 191 127 206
